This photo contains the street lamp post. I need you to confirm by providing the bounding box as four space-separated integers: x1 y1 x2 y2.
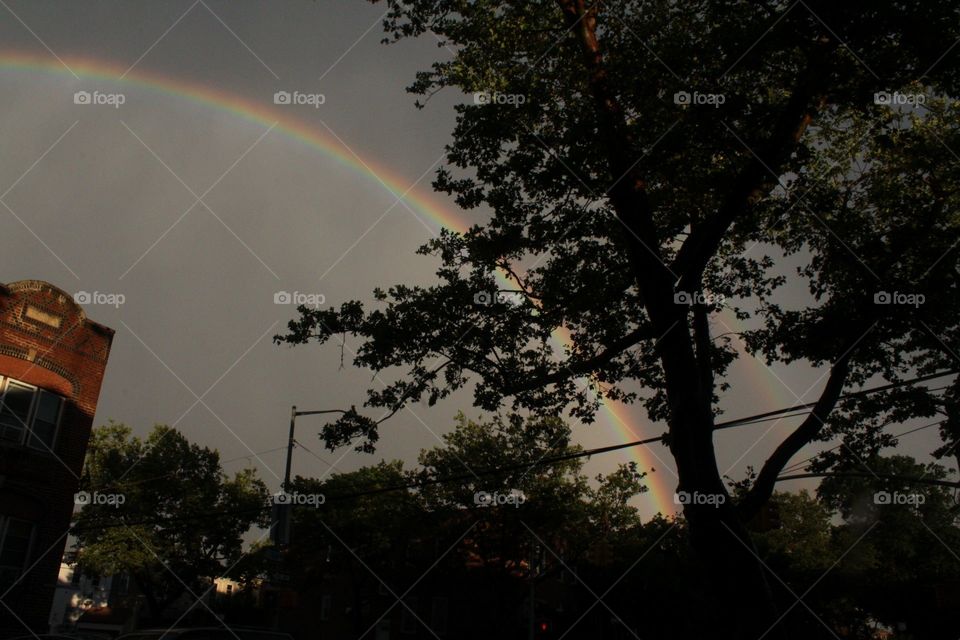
269 405 344 630
283 405 345 491
283 405 297 493
274 405 344 547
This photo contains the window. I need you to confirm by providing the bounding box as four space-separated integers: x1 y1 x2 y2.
30 390 62 449
0 377 63 451
0 381 32 444
430 597 448 635
401 596 418 634
0 516 34 588
116 571 131 594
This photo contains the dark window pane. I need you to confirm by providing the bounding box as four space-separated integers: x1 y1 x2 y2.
28 420 56 450
0 518 33 569
27 392 61 450
35 392 61 424
0 382 33 442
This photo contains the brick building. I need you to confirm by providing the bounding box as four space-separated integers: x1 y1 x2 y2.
0 280 114 634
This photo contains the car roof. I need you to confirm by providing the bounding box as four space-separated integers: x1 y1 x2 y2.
119 630 292 639
5 636 90 640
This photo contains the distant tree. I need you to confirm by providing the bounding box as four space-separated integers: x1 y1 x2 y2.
283 460 425 636
818 456 960 639
414 412 645 571
72 423 269 623
282 413 646 637
278 1 960 635
746 490 873 637
284 459 421 575
753 490 833 574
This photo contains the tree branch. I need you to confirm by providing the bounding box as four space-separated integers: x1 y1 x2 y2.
692 298 714 399
672 38 834 293
555 0 668 288
502 324 656 395
738 351 853 520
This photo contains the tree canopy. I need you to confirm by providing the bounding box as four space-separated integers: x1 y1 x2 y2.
72 423 269 623
277 1 960 636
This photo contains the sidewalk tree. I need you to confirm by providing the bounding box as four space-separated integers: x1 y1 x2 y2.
282 413 647 636
415 412 645 572
282 461 426 636
72 423 269 623
278 1 960 635
817 456 960 638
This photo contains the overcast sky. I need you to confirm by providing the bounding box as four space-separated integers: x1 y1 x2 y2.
1 0 946 520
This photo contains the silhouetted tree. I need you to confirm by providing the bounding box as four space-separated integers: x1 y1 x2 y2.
818 456 960 638
73 423 269 623
279 2 960 635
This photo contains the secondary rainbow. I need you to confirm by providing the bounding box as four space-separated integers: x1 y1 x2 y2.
1 50 679 514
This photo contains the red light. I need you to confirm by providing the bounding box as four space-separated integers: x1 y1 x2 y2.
539 622 549 632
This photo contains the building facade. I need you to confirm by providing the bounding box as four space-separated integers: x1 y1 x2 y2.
0 280 114 634
49 561 117 633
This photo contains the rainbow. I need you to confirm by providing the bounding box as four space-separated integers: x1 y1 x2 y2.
1 51 684 513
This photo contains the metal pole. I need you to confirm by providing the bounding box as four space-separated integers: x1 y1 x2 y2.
283 405 296 492
529 539 535 640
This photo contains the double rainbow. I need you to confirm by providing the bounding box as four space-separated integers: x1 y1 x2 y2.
1 51 683 514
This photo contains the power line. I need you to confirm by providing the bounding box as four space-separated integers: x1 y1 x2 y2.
84 446 292 494
73 369 958 531
292 439 334 467
72 418 951 532
72 436 666 532
222 446 290 465
776 472 960 490
780 418 948 475
713 369 956 431
289 369 960 497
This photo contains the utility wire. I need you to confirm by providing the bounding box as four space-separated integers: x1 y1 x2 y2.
780 418 948 475
776 472 960 489
72 435 665 532
713 370 956 431
292 439 334 467
222 446 290 465
85 446 292 493
73 421 951 532
73 370 958 531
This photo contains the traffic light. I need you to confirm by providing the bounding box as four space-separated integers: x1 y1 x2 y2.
271 502 291 547
763 502 782 530
748 501 782 532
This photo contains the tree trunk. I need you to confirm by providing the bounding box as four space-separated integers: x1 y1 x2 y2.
656 318 786 639
132 572 164 625
553 2 822 635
